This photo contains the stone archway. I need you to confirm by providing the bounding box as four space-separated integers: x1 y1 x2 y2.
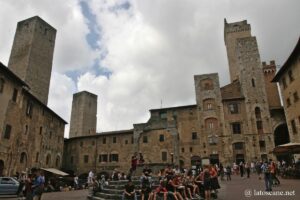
274 123 290 147
274 123 290 162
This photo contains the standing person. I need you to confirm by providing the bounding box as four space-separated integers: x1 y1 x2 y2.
74 174 79 190
88 170 94 186
25 174 33 200
233 163 238 175
130 153 138 176
245 162 251 178
239 162 244 178
225 166 231 181
251 161 255 173
261 160 272 191
270 160 280 186
32 170 44 200
256 161 262 179
219 163 224 181
202 165 211 200
139 152 145 165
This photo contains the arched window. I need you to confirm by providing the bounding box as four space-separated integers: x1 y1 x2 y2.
255 107 261 119
46 154 51 166
205 118 218 130
20 152 27 164
55 156 60 167
251 79 256 87
203 98 215 110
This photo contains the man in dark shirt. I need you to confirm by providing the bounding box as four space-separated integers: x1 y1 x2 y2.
122 180 137 200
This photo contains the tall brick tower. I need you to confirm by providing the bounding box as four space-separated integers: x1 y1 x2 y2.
69 91 97 138
8 16 56 105
224 19 275 160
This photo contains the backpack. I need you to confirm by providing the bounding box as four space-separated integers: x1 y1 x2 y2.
262 163 270 174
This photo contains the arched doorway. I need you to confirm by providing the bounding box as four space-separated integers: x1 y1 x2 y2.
191 156 201 166
274 123 290 162
274 124 290 146
0 160 4 176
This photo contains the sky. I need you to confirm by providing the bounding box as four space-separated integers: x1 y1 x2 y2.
0 0 299 138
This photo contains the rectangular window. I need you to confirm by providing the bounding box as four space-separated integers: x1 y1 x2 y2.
3 124 12 139
0 78 4 93
291 120 297 134
80 141 83 147
231 123 241 134
259 141 266 151
251 79 256 87
293 92 299 102
234 143 243 150
113 137 117 143
143 136 148 143
256 121 263 131
39 126 43 135
228 103 239 114
99 154 108 162
190 147 193 152
35 152 39 162
125 140 128 144
12 88 18 102
181 148 184 153
111 154 119 162
159 134 164 142
162 152 167 161
287 98 291 107
84 155 89 163
159 111 167 119
24 125 28 135
282 77 287 89
192 132 197 140
103 137 106 144
26 101 33 117
288 70 294 82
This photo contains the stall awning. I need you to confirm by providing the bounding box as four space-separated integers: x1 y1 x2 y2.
41 168 69 176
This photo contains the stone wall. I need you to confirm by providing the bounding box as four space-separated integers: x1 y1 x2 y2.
69 91 98 138
8 16 56 105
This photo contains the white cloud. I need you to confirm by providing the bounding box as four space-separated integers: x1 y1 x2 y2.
1 0 299 137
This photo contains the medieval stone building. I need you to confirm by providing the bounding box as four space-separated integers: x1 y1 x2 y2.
63 19 290 175
273 38 300 144
0 16 66 176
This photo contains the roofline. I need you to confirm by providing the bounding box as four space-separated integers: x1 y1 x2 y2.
272 37 300 82
24 90 67 124
0 62 29 88
150 104 197 112
65 129 134 141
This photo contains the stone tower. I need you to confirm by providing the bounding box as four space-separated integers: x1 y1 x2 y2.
69 91 97 138
224 19 274 160
194 73 226 164
8 16 56 105
224 19 251 82
262 61 281 108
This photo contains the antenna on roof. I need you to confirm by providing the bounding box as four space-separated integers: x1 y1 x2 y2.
161 99 163 108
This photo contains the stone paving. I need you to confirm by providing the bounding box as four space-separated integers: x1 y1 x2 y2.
218 174 300 200
1 175 299 200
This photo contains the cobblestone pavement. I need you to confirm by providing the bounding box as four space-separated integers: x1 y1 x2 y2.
1 175 299 200
218 174 300 200
0 189 89 200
